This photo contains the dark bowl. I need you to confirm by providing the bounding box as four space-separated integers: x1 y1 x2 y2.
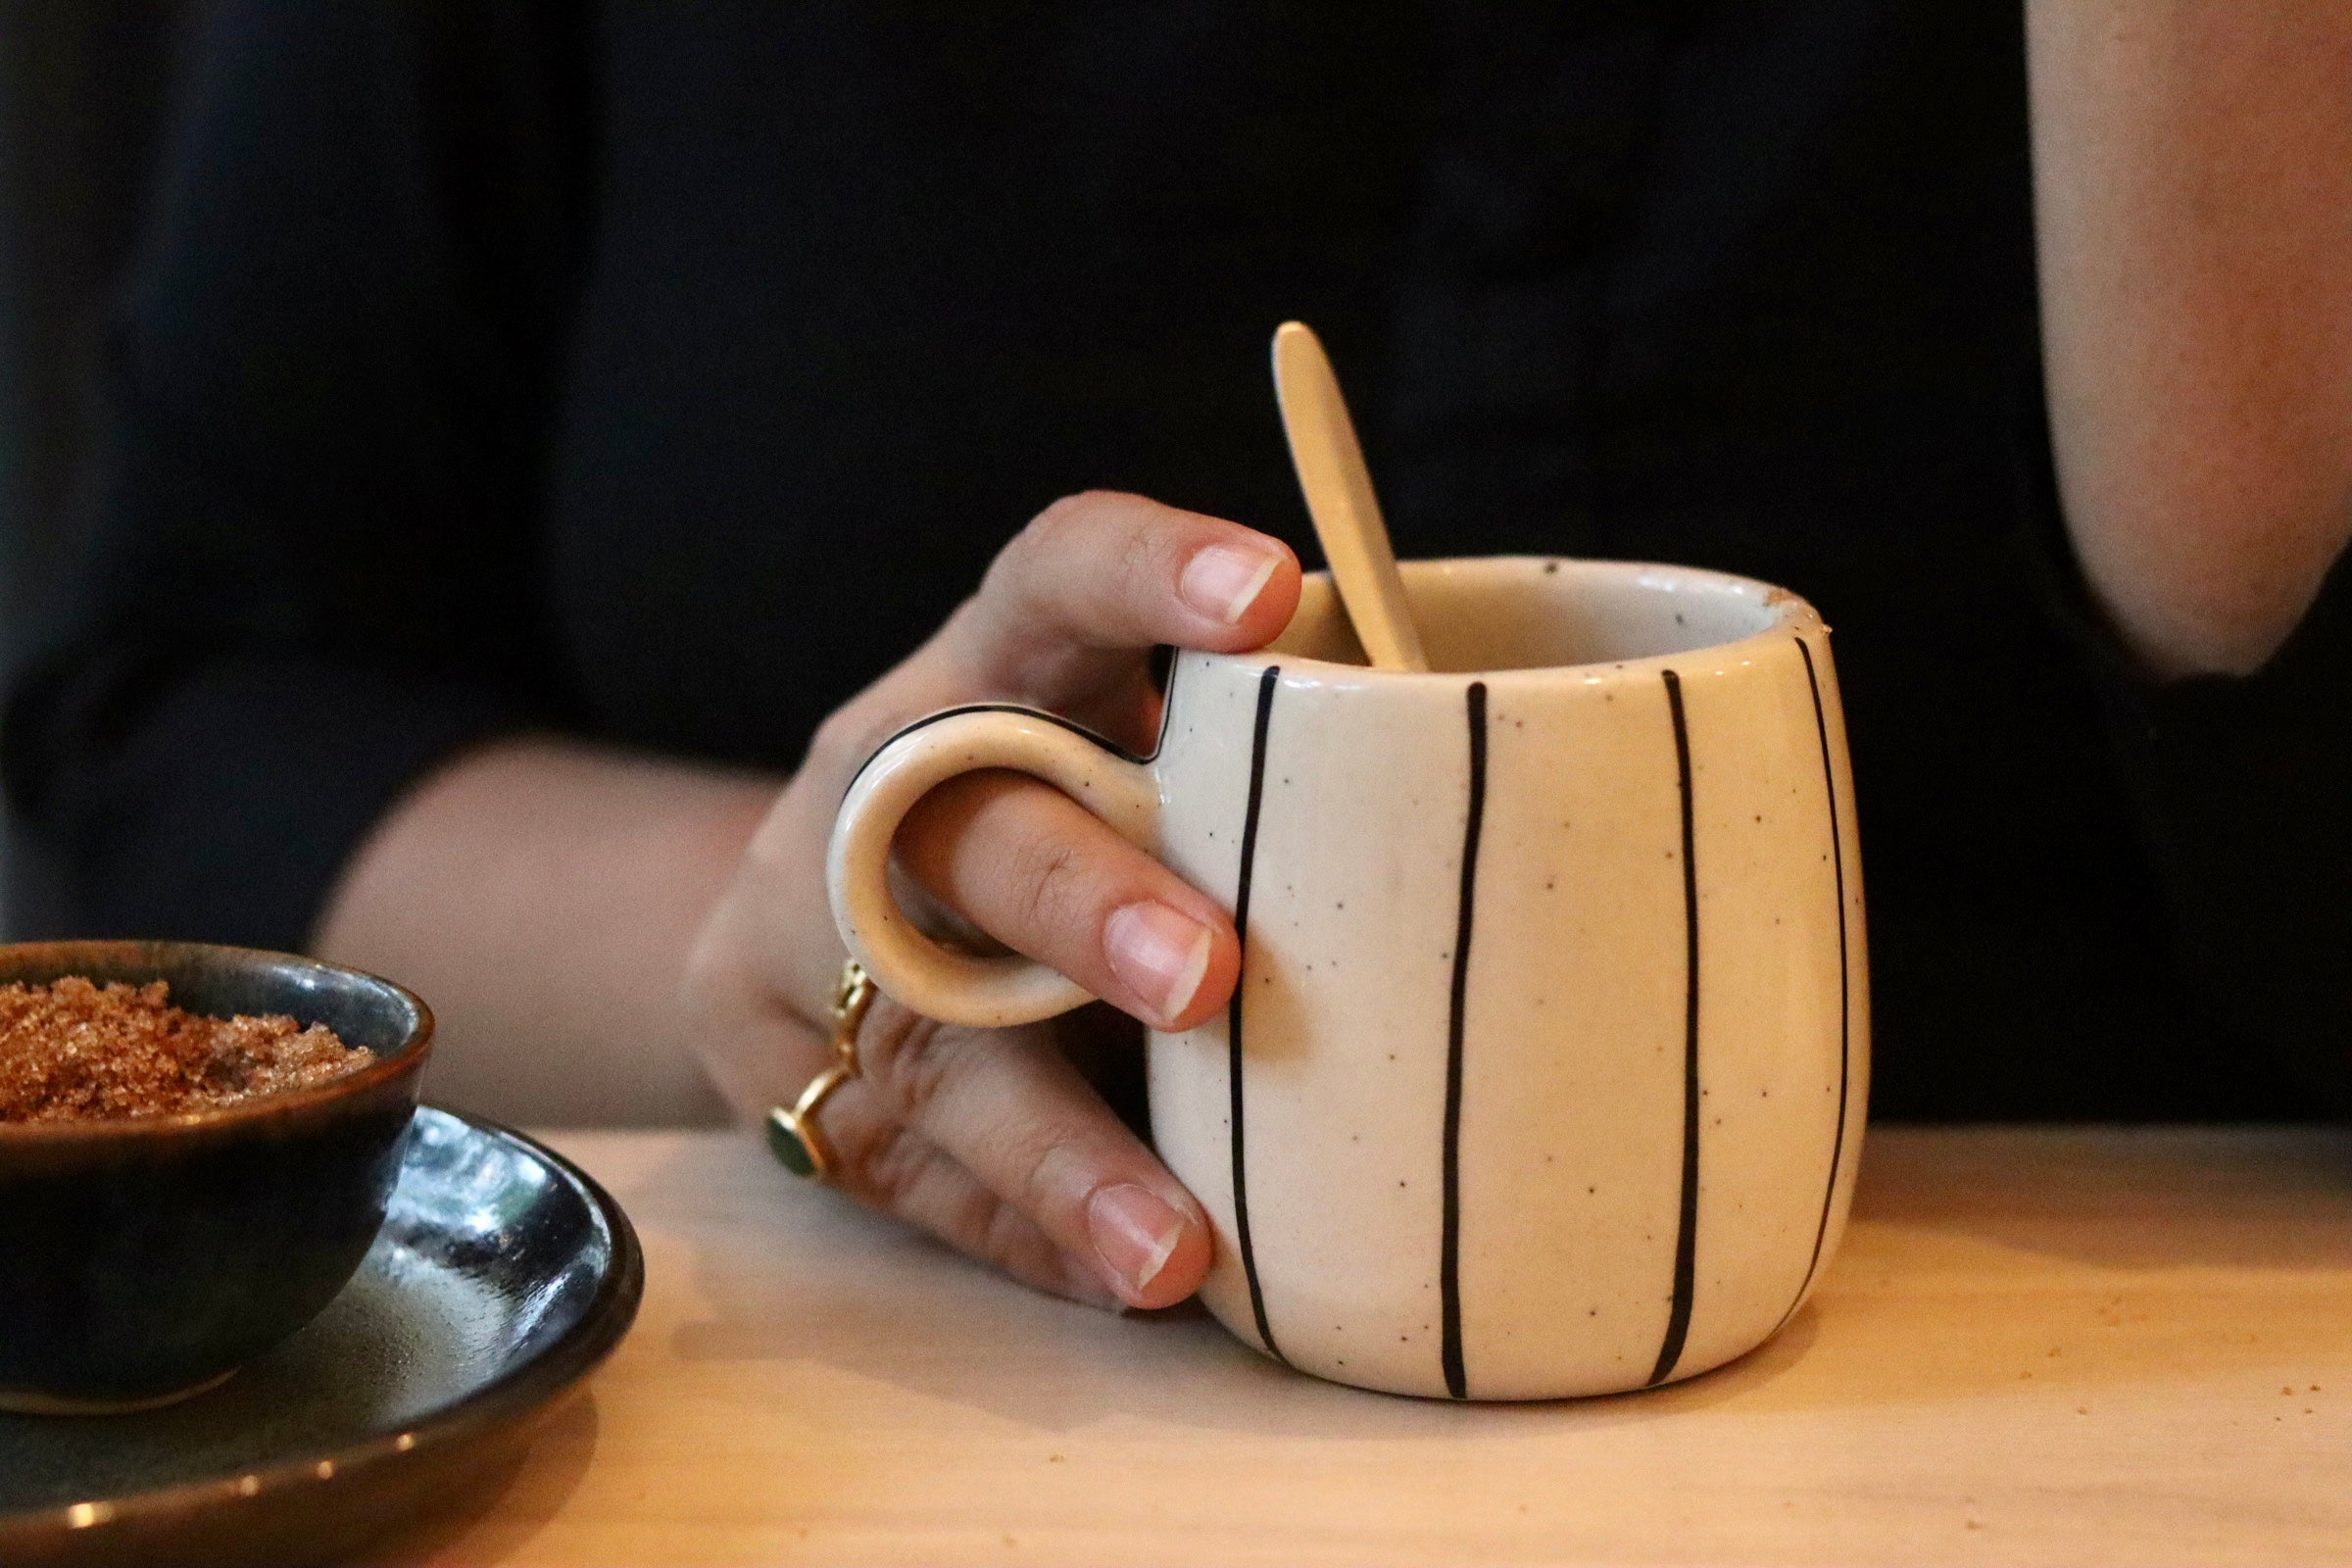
0 942 431 1413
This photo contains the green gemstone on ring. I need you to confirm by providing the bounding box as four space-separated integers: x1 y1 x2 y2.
765 1106 817 1179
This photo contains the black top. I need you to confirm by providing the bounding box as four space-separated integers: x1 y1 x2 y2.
7 2 2350 1120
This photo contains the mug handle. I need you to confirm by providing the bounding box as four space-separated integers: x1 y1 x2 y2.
826 708 1161 1028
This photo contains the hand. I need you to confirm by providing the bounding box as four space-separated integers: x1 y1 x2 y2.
681 492 1301 1308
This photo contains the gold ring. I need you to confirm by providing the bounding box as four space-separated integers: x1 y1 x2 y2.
765 959 876 1182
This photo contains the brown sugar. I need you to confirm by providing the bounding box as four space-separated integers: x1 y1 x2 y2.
0 977 372 1123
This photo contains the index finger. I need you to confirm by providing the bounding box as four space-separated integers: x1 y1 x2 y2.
951 491 1301 703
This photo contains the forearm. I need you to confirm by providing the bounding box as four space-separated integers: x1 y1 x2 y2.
2029 0 2352 677
313 737 778 1124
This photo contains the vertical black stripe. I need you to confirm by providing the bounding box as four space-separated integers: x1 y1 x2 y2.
1229 665 1282 1362
1776 636 1852 1330
1439 681 1489 1400
1647 668 1700 1388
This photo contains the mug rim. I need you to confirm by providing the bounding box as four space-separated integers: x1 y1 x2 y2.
1249 554 1824 683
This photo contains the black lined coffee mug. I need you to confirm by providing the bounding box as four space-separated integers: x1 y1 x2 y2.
831 557 1867 1398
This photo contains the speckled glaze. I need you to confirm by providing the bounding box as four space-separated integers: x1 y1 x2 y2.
0 942 431 1412
833 558 1869 1399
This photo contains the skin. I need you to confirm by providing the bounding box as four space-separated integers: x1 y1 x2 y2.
321 494 1299 1307
318 5 2352 1306
2029 0 2352 677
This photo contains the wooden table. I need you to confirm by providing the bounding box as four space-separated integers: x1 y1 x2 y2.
375 1127 2352 1566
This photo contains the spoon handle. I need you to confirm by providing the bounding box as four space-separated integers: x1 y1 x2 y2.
1272 321 1431 673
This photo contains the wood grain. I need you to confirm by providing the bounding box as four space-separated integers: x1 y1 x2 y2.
373 1126 2352 1566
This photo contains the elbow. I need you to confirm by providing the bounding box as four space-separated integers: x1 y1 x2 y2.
2055 443 2352 681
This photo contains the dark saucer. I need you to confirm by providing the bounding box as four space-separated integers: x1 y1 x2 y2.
0 1108 643 1568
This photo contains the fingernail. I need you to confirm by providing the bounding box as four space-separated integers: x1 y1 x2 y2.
1104 901 1213 1026
1088 1183 1189 1298
1179 543 1282 624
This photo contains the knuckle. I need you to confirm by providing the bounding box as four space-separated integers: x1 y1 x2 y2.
848 1116 931 1208
970 510 1084 665
997 492 1127 600
978 1192 1049 1271
1005 833 1095 945
1032 490 1117 541
1107 516 1169 605
807 701 893 778
863 1120 1000 1241
996 1108 1094 1220
992 495 1089 585
859 1001 965 1117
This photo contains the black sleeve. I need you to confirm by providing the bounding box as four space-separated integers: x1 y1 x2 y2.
2019 429 2352 1113
1 1 595 949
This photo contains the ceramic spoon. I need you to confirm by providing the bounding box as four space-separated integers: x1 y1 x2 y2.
1271 321 1432 672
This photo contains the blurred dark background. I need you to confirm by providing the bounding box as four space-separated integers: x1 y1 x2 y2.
0 1 193 937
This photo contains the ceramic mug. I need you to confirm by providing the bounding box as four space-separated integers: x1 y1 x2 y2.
828 556 1867 1399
